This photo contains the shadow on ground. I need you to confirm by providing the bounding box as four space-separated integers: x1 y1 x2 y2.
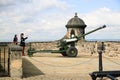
22 58 44 78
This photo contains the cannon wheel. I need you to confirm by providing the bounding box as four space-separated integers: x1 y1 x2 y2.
60 48 67 56
66 47 78 57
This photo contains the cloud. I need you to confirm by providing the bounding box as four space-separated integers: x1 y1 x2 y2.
0 0 15 5
0 0 70 41
0 0 120 42
83 7 120 26
83 7 120 39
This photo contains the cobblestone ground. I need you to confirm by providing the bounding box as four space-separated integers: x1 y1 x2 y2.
0 53 120 80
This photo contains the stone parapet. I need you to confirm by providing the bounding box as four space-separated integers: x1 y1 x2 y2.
8 44 22 78
26 41 120 57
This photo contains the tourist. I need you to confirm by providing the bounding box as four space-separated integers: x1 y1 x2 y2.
13 34 18 45
20 33 28 56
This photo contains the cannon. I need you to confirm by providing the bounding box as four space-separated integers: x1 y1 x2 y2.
28 25 106 57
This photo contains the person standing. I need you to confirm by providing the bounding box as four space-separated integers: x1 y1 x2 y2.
20 33 28 56
13 34 18 45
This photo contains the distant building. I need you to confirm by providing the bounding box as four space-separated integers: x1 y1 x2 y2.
64 13 87 40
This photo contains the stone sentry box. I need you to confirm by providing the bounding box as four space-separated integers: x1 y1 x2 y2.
8 44 22 78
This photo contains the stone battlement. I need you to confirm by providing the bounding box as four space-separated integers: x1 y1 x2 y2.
26 41 120 57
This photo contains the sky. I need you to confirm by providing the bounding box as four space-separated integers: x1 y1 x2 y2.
0 0 120 42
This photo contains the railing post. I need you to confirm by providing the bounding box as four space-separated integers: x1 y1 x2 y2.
98 50 103 72
97 42 105 72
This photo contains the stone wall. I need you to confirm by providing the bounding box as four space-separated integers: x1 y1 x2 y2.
77 41 120 56
26 41 120 57
29 41 58 50
9 44 22 78
104 42 120 57
0 43 23 78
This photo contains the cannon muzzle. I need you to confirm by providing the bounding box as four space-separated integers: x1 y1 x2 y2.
100 25 106 29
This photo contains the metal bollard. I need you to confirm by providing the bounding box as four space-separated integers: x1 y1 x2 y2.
97 42 104 72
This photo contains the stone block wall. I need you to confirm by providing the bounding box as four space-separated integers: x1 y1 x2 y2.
76 41 120 56
30 41 58 50
26 41 120 57
104 42 120 57
77 41 97 55
9 44 22 78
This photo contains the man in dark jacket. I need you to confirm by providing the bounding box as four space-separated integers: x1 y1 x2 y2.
13 34 18 45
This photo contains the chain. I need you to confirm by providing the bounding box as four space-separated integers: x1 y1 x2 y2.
103 56 120 66
30 57 94 67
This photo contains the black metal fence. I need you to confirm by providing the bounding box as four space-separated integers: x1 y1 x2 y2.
0 42 10 77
